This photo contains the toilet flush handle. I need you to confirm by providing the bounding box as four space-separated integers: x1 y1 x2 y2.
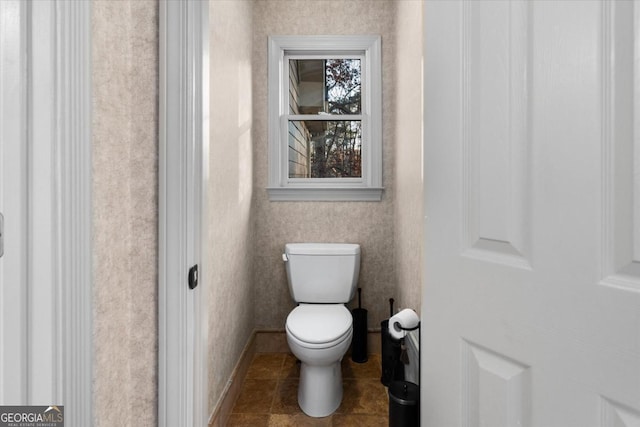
282 253 288 262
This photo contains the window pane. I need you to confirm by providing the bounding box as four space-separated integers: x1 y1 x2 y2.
289 59 361 115
288 120 362 178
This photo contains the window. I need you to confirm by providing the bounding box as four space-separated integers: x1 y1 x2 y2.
268 36 383 201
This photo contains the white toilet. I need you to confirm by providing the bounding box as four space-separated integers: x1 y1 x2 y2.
283 243 361 418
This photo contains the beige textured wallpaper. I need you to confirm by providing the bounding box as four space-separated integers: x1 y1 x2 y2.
89 0 424 422
92 1 158 425
252 0 398 330
208 0 255 415
393 0 423 315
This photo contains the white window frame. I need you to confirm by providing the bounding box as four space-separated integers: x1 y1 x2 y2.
267 35 383 201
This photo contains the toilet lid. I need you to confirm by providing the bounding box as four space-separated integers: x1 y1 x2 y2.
286 304 352 344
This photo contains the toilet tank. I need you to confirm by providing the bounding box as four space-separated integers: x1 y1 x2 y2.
284 243 360 303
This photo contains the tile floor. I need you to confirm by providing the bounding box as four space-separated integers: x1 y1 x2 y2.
225 353 389 426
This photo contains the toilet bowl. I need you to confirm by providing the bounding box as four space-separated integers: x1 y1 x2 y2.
283 243 361 418
285 303 353 417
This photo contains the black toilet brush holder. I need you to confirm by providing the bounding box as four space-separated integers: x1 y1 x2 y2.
351 288 368 363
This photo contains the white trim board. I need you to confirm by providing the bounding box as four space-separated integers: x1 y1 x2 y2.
0 0 92 423
56 2 93 424
159 1 209 426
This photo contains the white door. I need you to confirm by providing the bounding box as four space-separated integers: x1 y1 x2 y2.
0 0 58 405
422 1 640 426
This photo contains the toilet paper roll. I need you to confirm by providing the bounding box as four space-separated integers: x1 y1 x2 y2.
388 308 420 340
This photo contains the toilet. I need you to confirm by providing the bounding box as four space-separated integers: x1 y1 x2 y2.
283 243 361 417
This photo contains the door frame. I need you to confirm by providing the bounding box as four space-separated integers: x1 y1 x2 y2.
48 1 93 422
55 2 93 423
0 0 92 423
158 1 209 426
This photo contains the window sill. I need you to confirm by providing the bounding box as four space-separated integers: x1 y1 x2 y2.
267 186 384 202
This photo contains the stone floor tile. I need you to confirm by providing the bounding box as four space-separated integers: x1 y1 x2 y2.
342 354 382 379
226 413 271 426
280 353 300 379
247 353 286 380
331 413 388 426
268 413 331 426
232 379 278 414
270 379 301 415
336 379 389 415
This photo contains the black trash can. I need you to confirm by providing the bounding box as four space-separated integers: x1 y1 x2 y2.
388 380 419 427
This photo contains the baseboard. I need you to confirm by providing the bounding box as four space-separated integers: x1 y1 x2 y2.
208 332 256 427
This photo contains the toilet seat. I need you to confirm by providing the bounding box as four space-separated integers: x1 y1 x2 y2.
286 304 352 347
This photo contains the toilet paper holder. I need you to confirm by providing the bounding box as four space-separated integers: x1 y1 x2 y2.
389 308 421 341
392 321 420 333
